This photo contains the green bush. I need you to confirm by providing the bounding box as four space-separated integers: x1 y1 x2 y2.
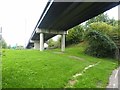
89 22 113 34
66 25 84 46
85 30 117 58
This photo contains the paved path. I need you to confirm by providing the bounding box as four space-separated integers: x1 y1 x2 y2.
107 67 120 89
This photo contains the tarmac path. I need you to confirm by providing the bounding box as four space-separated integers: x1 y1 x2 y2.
107 67 120 89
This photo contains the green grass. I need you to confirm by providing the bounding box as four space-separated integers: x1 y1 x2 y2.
2 44 118 88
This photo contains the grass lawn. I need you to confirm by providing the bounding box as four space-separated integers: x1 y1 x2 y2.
2 44 118 88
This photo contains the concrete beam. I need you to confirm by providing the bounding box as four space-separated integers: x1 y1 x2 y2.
30 40 39 43
36 28 67 35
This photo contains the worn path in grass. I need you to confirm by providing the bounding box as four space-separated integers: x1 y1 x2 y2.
65 61 101 88
53 51 84 61
52 44 118 88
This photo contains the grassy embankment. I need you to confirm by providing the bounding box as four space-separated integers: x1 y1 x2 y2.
2 44 118 88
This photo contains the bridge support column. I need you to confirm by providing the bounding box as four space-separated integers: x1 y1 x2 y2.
34 42 40 50
61 34 65 52
36 28 67 52
40 33 44 51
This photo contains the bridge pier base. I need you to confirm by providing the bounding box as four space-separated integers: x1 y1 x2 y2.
34 41 40 50
40 33 44 51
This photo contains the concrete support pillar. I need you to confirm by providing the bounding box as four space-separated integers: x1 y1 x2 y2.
36 28 67 52
34 42 40 50
40 33 44 51
61 34 65 52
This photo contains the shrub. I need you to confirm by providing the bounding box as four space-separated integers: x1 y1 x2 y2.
85 30 117 58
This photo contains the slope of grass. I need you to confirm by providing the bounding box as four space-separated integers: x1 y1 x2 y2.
54 44 118 88
2 49 92 88
2 44 118 88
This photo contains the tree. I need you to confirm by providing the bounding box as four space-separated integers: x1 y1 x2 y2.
7 45 11 49
47 39 55 47
85 13 117 27
85 21 120 59
1 38 7 49
66 25 84 46
109 21 120 60
88 22 114 35
46 38 60 48
55 36 61 48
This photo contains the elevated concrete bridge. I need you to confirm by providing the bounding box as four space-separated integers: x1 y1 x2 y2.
26 1 119 51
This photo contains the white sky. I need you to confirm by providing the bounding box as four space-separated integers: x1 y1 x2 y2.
0 0 48 47
0 1 119 47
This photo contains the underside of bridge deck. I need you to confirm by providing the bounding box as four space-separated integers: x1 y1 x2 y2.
26 2 119 51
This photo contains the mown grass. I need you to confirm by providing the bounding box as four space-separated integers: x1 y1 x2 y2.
2 44 118 88
54 44 118 88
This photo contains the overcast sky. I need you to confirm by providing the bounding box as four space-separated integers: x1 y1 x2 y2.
0 1 119 47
